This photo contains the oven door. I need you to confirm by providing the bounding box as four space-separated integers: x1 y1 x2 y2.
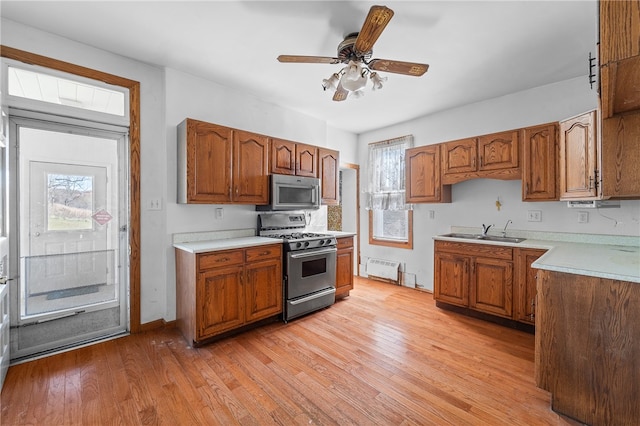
286 246 337 300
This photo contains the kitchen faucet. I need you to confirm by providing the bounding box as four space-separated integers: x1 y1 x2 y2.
502 220 513 237
481 224 493 236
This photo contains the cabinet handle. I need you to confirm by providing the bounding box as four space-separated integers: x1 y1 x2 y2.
525 183 529 195
479 155 483 167
235 186 238 195
217 257 229 262
588 175 594 190
260 251 269 256
472 157 476 168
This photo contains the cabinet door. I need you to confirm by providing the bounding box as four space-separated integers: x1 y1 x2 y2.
295 143 318 177
197 265 245 339
559 111 598 200
441 138 477 177
522 123 558 201
336 237 354 298
184 119 233 203
318 148 339 205
434 252 470 307
601 113 640 198
515 248 546 324
233 130 270 204
470 258 513 318
245 258 283 323
477 130 519 171
405 145 450 203
271 138 296 175
599 0 640 65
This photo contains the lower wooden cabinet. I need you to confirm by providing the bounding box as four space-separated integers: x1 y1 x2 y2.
335 236 354 298
175 244 282 345
434 240 544 325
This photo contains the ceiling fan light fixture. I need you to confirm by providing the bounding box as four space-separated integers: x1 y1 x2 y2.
370 72 387 90
322 72 340 91
339 61 368 92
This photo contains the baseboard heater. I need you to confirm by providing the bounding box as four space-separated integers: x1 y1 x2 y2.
366 258 401 285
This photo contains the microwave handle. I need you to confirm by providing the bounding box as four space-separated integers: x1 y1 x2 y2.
312 186 317 203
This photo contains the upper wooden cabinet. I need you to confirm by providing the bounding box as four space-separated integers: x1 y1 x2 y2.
296 143 318 177
521 123 558 201
233 130 270 204
559 111 598 200
559 110 640 200
270 139 318 178
599 0 640 65
318 148 339 205
405 144 451 203
441 130 520 184
270 138 296 175
477 130 519 172
177 119 269 204
178 119 233 204
599 0 640 118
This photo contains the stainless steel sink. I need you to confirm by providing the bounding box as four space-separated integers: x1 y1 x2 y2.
440 233 526 244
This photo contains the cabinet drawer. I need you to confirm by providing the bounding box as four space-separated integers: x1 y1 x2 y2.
337 237 354 249
245 244 281 263
198 250 244 271
435 241 512 260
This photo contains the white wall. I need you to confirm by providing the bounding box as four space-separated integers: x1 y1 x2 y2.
358 76 640 291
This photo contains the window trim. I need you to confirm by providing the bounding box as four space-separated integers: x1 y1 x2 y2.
368 209 413 249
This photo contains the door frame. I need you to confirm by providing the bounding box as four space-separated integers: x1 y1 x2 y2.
1 46 142 333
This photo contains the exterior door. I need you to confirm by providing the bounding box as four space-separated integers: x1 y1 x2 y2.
10 115 129 361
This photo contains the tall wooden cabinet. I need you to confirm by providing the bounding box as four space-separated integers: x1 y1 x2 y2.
405 144 451 203
175 244 282 345
521 123 558 201
335 236 354 298
177 118 269 204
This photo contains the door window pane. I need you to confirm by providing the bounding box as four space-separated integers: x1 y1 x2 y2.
47 174 93 231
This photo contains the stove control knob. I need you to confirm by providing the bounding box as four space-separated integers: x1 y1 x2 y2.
304 241 310 248
296 242 303 248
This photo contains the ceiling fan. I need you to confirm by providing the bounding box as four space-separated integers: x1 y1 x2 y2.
277 5 429 102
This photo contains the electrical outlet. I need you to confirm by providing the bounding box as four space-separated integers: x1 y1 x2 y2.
215 208 224 220
148 198 162 210
577 211 589 223
527 210 542 222
428 210 435 220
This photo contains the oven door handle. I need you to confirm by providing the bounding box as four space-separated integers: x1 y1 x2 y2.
288 247 337 259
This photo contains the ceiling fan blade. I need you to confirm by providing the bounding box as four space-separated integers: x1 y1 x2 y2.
333 82 349 102
278 55 341 64
369 59 429 76
354 5 394 55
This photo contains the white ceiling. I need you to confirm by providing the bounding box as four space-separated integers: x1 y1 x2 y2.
1 1 597 134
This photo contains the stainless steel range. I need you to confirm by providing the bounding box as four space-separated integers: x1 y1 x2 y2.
258 213 337 322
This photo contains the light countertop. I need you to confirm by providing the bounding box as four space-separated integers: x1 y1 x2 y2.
433 230 640 283
173 236 283 254
326 231 357 237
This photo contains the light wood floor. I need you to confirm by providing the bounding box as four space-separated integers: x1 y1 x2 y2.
1 277 582 425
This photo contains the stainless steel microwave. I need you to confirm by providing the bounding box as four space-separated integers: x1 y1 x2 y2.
257 174 321 211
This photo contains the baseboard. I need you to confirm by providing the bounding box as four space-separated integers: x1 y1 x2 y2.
139 318 176 332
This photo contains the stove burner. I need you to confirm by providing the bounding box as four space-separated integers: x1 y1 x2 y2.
277 232 328 240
